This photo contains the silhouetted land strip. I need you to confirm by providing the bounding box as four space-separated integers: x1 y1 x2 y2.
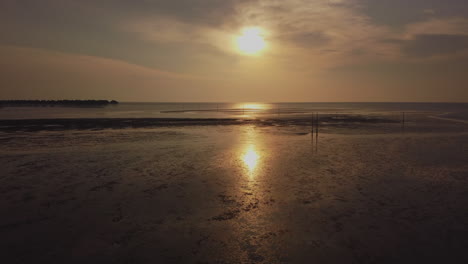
0 100 118 107
0 115 398 132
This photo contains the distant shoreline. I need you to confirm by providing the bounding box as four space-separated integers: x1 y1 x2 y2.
0 100 118 107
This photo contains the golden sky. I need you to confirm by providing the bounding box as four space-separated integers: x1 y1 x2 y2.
1 0 468 102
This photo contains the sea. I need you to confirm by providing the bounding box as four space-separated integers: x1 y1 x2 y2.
0 102 467 120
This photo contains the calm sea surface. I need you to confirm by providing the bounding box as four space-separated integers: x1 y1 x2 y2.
0 102 467 120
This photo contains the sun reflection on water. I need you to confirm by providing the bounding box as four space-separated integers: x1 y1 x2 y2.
243 103 266 110
242 145 260 177
235 103 271 111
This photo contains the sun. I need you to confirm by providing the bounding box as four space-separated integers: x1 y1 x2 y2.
236 27 266 55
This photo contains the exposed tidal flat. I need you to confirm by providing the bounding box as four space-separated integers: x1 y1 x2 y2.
1 112 468 263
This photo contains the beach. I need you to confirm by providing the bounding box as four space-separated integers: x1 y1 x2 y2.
1 108 468 263
3 0 468 261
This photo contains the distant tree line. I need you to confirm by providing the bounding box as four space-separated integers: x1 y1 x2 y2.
0 100 119 107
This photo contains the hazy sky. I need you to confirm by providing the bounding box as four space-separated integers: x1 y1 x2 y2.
1 0 468 102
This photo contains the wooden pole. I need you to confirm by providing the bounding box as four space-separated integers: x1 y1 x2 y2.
315 112 319 153
401 112 405 131
315 112 319 136
311 112 314 135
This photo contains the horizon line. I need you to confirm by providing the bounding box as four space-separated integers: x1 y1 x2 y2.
2 100 468 104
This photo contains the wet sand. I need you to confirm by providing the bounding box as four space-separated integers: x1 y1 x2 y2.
0 114 397 132
1 116 468 263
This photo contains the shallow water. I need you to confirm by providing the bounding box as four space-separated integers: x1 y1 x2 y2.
1 102 467 120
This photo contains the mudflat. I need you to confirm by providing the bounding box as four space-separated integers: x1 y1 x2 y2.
1 115 467 263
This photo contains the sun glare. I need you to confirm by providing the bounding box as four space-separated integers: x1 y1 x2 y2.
236 27 266 55
243 103 264 110
243 145 259 173
236 103 268 111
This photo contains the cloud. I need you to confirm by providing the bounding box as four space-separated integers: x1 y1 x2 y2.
358 0 468 27
382 18 468 59
240 0 398 65
1 0 468 102
0 46 217 101
0 0 255 26
404 17 468 36
122 0 394 67
4 0 467 70
400 34 468 57
121 17 238 56
282 31 331 47
116 0 254 25
423 9 436 15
